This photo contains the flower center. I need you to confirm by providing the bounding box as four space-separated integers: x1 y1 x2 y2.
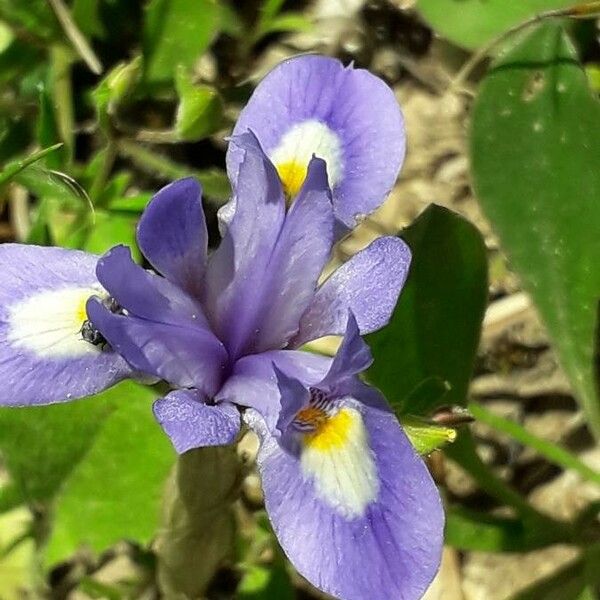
291 388 352 451
276 161 308 200
269 119 344 200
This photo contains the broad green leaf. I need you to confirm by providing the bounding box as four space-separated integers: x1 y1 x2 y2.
416 0 578 50
445 506 566 552
366 205 488 414
0 397 111 505
46 381 175 564
175 68 223 141
143 0 220 84
470 23 600 436
109 193 153 213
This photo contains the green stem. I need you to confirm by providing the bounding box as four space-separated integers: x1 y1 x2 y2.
89 141 117 205
155 446 241 597
469 401 600 486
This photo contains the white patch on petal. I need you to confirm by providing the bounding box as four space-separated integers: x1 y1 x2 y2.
300 407 379 518
270 120 344 194
7 286 105 358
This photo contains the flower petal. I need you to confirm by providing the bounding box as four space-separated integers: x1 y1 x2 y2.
137 178 208 298
96 245 210 329
247 400 444 600
252 156 334 352
153 389 240 453
320 313 372 389
216 350 331 431
87 298 227 396
203 132 285 360
227 55 405 230
0 244 131 406
293 236 411 346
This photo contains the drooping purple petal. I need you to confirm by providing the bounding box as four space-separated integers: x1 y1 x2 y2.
248 399 444 600
273 365 310 434
96 245 210 329
252 156 334 353
293 236 411 347
87 298 227 396
203 132 285 360
227 55 406 230
0 244 131 406
153 389 240 454
319 313 372 389
137 178 208 298
216 350 331 431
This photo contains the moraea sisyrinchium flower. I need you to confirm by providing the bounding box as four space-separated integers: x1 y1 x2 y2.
0 57 443 600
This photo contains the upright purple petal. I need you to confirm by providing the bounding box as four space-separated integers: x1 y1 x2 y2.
96 245 210 329
216 350 331 431
293 236 411 346
227 55 405 230
319 313 372 389
137 178 208 298
87 298 227 396
252 156 334 352
203 133 285 360
0 244 131 406
153 389 240 454
249 399 444 600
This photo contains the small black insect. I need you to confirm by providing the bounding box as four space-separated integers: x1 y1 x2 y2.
80 319 107 347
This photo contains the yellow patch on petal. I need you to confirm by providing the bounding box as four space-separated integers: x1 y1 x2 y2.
276 160 308 200
300 407 379 517
303 408 354 451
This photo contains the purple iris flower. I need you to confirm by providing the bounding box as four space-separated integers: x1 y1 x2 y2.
0 57 444 600
226 55 406 231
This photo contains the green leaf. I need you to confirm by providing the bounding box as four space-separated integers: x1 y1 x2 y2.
445 506 566 552
72 0 105 39
469 401 600 485
36 87 64 170
83 210 141 260
45 381 175 564
0 397 112 506
143 0 220 85
238 559 294 600
400 416 456 455
256 12 312 39
470 23 600 437
366 205 488 414
0 144 63 189
175 68 223 141
416 0 578 50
